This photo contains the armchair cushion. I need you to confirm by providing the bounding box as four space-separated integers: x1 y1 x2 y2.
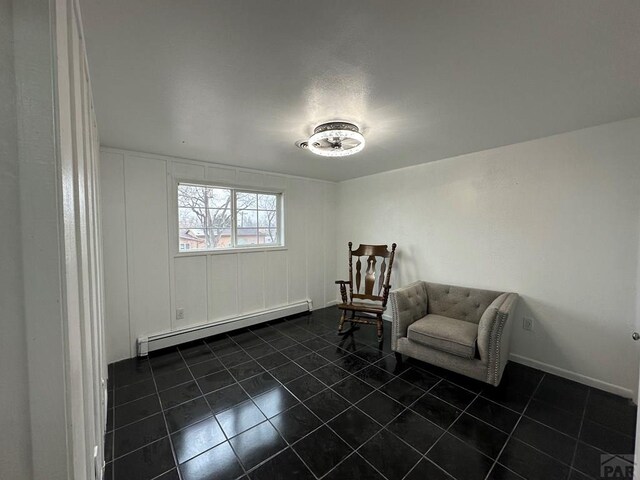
426 283 502 324
407 314 478 359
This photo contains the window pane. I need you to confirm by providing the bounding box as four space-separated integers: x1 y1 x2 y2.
236 192 258 209
178 185 207 208
236 227 259 245
266 229 278 244
179 185 231 209
205 188 231 209
258 228 278 245
207 208 232 229
257 194 277 210
237 209 257 228
178 207 205 229
179 228 206 251
210 228 232 248
257 210 277 228
200 228 230 249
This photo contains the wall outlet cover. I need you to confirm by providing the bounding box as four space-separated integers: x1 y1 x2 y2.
176 308 184 320
523 316 534 331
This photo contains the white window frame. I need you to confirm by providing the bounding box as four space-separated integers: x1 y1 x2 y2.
176 181 285 255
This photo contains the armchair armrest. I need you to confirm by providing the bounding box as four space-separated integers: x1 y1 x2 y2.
389 281 428 351
477 292 519 385
335 280 351 303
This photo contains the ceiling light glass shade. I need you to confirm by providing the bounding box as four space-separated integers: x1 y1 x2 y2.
306 122 365 157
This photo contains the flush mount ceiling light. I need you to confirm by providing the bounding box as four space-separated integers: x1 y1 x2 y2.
297 122 365 157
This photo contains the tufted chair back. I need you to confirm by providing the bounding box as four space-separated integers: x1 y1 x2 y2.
426 282 502 324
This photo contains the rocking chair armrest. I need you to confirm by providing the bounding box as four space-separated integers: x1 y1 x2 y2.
335 280 351 304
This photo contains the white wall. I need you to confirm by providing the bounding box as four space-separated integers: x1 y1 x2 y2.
338 117 640 397
0 0 31 477
101 148 338 363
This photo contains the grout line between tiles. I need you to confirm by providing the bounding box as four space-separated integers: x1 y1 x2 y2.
413 388 484 477
284 357 434 479
183 340 252 478
204 324 331 479
148 360 184 480
107 317 336 475
112 324 406 479
229 325 329 479
482 372 546 480
568 388 591 478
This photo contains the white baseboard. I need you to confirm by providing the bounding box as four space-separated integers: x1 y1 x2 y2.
509 353 634 400
137 300 311 355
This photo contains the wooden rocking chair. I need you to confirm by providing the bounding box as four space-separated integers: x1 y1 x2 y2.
335 242 397 342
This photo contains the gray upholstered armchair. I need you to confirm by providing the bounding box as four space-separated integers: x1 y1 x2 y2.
390 281 518 386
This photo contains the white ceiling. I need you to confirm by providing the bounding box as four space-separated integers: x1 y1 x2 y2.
81 0 640 182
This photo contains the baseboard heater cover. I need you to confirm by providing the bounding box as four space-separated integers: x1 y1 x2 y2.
137 300 312 356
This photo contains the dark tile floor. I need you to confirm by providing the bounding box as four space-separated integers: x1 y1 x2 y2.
104 307 637 480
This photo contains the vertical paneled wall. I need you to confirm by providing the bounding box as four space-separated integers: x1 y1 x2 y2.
123 155 172 346
101 148 337 363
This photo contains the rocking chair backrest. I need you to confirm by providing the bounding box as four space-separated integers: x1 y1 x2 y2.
348 242 397 307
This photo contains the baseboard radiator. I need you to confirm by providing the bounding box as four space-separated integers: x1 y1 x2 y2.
137 300 312 356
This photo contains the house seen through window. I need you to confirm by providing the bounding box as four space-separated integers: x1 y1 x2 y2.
178 183 282 252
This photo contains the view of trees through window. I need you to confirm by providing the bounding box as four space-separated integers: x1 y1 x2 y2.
178 183 281 251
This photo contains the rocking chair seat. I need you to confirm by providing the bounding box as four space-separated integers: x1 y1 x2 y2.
337 302 385 314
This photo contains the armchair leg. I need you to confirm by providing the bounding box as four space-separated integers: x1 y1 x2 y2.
337 311 347 334
394 352 402 364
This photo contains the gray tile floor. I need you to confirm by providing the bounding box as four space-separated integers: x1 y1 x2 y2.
104 308 637 480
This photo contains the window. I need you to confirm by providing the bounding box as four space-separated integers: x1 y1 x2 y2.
177 183 282 252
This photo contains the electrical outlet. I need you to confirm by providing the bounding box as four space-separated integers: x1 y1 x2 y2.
523 316 534 331
176 308 184 320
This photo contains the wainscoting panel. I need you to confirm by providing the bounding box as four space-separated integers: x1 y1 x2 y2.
173 161 205 181
208 253 239 322
207 165 237 184
123 155 171 349
239 251 266 314
265 250 288 308
285 178 308 304
174 255 208 330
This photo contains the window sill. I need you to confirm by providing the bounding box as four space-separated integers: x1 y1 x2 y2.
174 245 287 258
